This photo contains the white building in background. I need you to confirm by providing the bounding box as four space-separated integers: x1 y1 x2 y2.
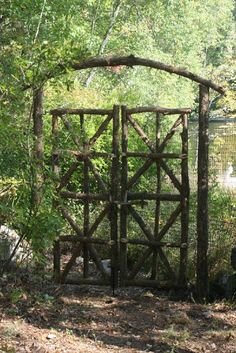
223 164 236 189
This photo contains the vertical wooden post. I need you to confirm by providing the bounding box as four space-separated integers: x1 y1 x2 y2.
151 112 161 280
52 114 61 282
53 240 61 282
32 87 44 209
52 114 60 177
83 156 90 278
179 113 189 287
120 105 128 286
110 105 120 290
197 85 210 302
81 114 89 278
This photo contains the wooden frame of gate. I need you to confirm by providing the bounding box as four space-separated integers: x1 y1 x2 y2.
51 104 191 289
120 106 190 288
51 106 119 287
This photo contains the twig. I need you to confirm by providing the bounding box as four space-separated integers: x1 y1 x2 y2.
0 185 14 198
33 0 47 44
84 0 122 87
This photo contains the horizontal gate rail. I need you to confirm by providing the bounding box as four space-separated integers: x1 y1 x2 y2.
126 106 192 115
50 108 113 115
127 192 181 201
124 152 186 159
59 236 115 245
120 239 187 248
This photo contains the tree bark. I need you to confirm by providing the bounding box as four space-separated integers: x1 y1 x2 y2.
24 56 225 95
32 88 44 209
73 56 225 94
196 84 210 303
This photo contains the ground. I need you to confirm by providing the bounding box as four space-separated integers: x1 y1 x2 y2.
0 271 235 353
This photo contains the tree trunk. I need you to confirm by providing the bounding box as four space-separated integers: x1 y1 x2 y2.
32 87 44 209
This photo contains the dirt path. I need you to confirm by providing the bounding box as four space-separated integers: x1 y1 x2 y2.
0 275 235 353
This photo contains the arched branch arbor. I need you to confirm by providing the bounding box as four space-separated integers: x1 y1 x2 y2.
33 55 225 302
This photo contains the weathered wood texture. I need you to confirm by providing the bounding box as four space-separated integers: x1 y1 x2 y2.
125 152 186 159
89 114 112 146
122 238 186 248
51 108 118 284
51 114 61 282
120 105 128 285
110 105 119 289
52 104 191 290
126 106 192 114
72 56 224 94
82 114 90 279
25 55 224 97
50 108 113 116
59 235 112 245
59 191 109 201
53 240 61 282
179 114 190 286
127 192 181 201
197 85 210 302
61 243 83 283
120 107 190 287
52 114 60 179
151 112 161 280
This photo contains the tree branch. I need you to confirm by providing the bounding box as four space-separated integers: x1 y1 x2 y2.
84 0 122 87
75 55 225 94
33 0 47 44
23 55 225 94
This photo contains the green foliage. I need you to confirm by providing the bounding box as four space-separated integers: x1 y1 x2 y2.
9 288 26 304
208 184 236 277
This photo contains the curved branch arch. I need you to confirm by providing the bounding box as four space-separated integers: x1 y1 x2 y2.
71 55 225 94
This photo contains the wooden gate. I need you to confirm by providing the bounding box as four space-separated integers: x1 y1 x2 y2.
120 106 190 288
51 106 119 287
51 105 190 289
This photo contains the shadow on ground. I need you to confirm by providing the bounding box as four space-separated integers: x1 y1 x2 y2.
0 270 235 352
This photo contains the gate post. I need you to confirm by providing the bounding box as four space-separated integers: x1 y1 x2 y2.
53 240 61 282
52 113 61 283
110 105 120 290
179 113 189 287
196 84 210 302
120 105 128 286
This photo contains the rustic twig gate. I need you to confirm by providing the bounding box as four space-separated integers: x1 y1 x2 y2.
51 105 191 290
31 55 224 300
